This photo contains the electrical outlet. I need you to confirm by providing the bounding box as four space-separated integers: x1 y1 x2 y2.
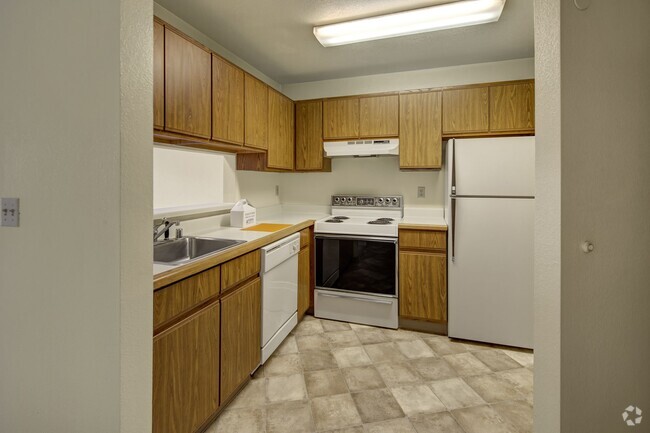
275 185 280 196
417 186 425 198
1 198 20 227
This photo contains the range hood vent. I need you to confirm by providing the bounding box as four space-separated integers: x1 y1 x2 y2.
324 138 399 157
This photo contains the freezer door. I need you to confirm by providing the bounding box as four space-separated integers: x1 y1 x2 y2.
453 137 535 197
448 197 534 349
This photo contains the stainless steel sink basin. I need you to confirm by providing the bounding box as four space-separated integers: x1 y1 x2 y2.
154 236 245 265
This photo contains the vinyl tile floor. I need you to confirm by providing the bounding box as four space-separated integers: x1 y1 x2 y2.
207 316 534 433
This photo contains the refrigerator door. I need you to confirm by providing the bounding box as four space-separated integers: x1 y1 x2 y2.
448 196 534 349
453 137 535 197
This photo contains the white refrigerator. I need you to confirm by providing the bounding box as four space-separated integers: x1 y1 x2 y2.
446 137 534 349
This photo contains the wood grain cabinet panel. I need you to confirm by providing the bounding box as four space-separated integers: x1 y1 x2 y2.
442 87 489 134
298 247 310 321
221 250 261 293
399 252 447 322
221 277 262 402
212 55 244 145
164 28 211 138
299 228 311 249
489 82 535 132
399 91 442 169
360 95 399 138
244 74 268 149
295 100 331 171
267 89 295 170
399 230 447 252
323 98 360 139
153 301 220 433
153 21 165 130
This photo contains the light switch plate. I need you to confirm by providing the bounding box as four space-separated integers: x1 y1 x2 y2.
1 197 20 227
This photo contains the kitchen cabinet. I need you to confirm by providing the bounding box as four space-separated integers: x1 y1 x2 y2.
153 301 220 433
212 55 244 145
267 89 295 170
295 100 331 172
164 28 211 139
323 97 359 140
489 81 535 133
359 94 399 138
442 86 489 135
244 74 269 149
153 21 165 130
220 277 261 402
399 91 442 169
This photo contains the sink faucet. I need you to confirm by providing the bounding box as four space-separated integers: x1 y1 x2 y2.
153 218 179 242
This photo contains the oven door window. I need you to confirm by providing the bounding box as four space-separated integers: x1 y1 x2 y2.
316 236 397 296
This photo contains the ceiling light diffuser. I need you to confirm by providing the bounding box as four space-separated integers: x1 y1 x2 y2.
313 0 506 47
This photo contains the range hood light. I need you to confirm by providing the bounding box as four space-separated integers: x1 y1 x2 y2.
313 0 506 47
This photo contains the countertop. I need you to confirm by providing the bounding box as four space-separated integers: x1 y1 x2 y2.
399 216 448 231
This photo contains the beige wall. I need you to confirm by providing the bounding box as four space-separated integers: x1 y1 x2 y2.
535 1 650 432
0 0 153 432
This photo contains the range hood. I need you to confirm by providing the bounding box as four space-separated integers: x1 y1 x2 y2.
324 138 399 157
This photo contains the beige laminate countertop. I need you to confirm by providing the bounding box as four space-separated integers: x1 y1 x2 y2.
399 216 448 231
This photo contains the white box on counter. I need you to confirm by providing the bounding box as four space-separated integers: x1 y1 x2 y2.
230 199 256 228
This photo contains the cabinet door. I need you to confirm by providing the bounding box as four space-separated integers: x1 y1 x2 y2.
153 302 220 433
399 91 442 169
323 98 359 139
267 89 294 170
212 55 244 144
244 75 268 149
442 87 489 135
296 100 331 171
153 21 165 130
298 247 310 321
399 252 447 322
221 277 261 402
489 82 535 132
164 28 211 138
360 95 399 138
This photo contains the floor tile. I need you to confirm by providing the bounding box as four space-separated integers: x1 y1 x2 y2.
383 329 420 341
322 319 352 332
333 346 372 368
266 400 313 433
375 362 422 387
301 350 339 371
444 352 492 377
228 378 266 409
501 349 534 368
364 342 407 364
296 333 330 352
274 334 299 355
304 369 349 398
266 373 307 403
293 319 324 335
342 365 386 392
496 368 534 396
354 328 389 344
252 364 264 379
409 411 465 433
409 358 458 381
352 388 405 423
349 322 373 330
363 417 416 433
323 427 364 433
464 374 523 403
460 340 495 352
429 377 485 410
264 353 303 377
325 330 362 348
390 384 446 416
208 407 266 433
395 340 437 360
491 400 533 433
451 405 518 433
472 350 522 372
311 394 362 431
423 337 467 356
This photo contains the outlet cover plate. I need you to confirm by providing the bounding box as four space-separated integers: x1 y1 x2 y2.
1 197 20 227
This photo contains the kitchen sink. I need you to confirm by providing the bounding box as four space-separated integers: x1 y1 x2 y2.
154 236 245 265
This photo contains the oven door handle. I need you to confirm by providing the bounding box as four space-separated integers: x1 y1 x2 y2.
318 292 394 305
315 234 398 243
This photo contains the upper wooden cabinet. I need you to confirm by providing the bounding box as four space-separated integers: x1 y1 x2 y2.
164 28 211 139
399 91 443 169
153 21 165 130
323 98 360 140
267 89 295 170
442 87 489 135
295 100 331 172
360 95 399 138
244 74 269 150
489 81 535 133
212 55 244 145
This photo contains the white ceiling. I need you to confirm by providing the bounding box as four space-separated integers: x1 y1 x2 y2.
155 0 534 84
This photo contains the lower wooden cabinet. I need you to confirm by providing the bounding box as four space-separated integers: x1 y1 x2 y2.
153 301 220 433
298 247 310 320
399 252 447 322
220 277 262 402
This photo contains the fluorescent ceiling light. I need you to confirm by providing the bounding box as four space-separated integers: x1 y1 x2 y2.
313 0 506 47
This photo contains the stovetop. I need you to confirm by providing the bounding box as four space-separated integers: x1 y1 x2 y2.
315 195 403 237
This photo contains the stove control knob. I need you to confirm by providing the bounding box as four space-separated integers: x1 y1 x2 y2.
385 198 391 205
334 197 340 204
378 198 384 205
392 198 399 206
347 197 353 204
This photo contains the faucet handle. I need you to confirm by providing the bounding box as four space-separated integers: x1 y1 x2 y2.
175 227 183 239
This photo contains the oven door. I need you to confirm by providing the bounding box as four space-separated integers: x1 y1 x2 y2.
315 234 398 297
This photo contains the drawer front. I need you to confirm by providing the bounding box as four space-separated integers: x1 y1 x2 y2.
299 228 311 250
154 266 221 331
399 229 447 252
221 249 261 292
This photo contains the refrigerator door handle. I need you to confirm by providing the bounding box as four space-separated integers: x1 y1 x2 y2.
451 197 456 262
451 139 457 196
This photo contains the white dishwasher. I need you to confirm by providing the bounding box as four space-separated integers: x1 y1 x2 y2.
260 232 300 363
